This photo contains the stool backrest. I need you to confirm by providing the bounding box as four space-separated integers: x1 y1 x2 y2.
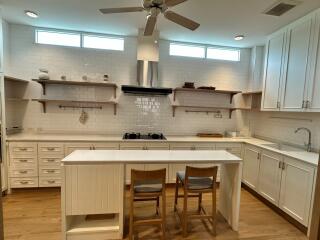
185 165 218 181
131 168 166 186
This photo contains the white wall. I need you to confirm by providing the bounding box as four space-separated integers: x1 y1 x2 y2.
249 111 320 150
5 23 251 135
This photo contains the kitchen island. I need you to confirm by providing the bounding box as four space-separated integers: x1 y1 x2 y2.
61 150 242 240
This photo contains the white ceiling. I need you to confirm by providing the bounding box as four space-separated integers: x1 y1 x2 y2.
1 0 320 47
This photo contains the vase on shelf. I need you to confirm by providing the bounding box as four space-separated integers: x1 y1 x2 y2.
39 69 50 80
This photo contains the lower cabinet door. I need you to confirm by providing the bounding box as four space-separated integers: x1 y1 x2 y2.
279 157 315 226
242 145 261 190
257 150 282 205
65 143 92 156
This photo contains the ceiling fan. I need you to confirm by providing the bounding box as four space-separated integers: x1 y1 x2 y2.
99 0 200 36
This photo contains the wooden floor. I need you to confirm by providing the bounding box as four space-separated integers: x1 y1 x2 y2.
2 187 307 240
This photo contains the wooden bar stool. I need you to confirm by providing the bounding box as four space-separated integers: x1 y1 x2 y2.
129 168 166 240
174 165 218 237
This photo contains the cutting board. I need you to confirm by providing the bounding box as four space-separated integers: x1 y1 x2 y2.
197 133 224 138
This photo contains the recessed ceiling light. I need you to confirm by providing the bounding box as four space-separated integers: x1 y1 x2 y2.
234 35 245 41
25 10 39 18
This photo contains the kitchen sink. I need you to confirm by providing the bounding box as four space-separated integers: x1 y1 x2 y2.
261 143 305 152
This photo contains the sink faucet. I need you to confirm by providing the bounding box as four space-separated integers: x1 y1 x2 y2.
294 127 312 152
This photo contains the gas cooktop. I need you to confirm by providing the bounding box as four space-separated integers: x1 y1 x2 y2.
123 133 166 140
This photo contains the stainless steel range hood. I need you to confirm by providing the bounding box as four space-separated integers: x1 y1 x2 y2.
121 29 172 96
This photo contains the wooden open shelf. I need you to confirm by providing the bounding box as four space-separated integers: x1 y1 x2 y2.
4 76 29 83
173 88 241 103
171 104 250 118
32 79 118 98
6 98 29 102
32 98 118 115
242 90 262 95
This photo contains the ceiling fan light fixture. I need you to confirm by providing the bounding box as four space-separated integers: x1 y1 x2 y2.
25 10 39 18
234 35 245 41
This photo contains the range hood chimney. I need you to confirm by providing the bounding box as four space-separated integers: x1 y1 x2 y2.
121 29 172 96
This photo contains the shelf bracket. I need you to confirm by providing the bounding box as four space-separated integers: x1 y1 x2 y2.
39 101 46 113
230 93 237 104
172 106 176 117
114 87 117 99
39 82 46 95
114 105 117 115
173 90 177 101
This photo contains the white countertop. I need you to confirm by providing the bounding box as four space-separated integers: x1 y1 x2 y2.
6 132 319 166
62 150 242 164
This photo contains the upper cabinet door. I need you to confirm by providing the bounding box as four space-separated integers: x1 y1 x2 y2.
261 31 286 110
307 11 320 111
280 17 313 111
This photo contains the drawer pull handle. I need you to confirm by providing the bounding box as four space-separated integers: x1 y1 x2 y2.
19 170 28 174
46 159 57 162
19 159 28 163
19 148 28 151
48 180 56 184
20 181 29 185
46 148 55 151
46 170 56 173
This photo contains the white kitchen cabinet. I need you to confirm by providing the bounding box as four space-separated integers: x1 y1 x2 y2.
280 16 313 111
121 142 169 184
242 144 260 190
262 9 320 112
262 30 286 110
307 11 320 111
258 150 282 205
279 157 315 226
144 143 169 181
65 143 92 155
92 143 119 150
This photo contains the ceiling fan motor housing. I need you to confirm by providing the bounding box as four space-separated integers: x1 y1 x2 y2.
143 0 165 10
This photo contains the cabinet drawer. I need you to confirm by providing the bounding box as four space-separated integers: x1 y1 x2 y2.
38 143 64 156
9 143 37 157
39 167 61 177
39 157 62 166
10 168 38 177
39 177 61 187
10 177 38 188
120 143 145 150
10 157 37 167
215 143 242 155
93 143 119 150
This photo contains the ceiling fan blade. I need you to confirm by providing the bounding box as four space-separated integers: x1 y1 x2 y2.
99 7 144 14
164 11 200 31
165 0 187 7
144 15 157 36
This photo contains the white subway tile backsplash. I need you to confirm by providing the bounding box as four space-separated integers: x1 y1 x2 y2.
6 23 251 135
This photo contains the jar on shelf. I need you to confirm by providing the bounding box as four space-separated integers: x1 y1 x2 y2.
39 69 50 80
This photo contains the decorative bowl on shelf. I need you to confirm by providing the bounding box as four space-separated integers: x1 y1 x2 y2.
182 82 195 88
197 86 216 90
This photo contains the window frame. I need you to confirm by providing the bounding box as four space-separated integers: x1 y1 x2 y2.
35 29 81 48
82 33 124 51
169 41 241 62
169 42 206 59
206 46 241 62
35 28 125 51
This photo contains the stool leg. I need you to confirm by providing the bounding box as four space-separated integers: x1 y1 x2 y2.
182 187 188 237
212 185 217 236
156 196 160 215
198 193 202 213
174 176 179 212
129 189 134 240
161 188 166 240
